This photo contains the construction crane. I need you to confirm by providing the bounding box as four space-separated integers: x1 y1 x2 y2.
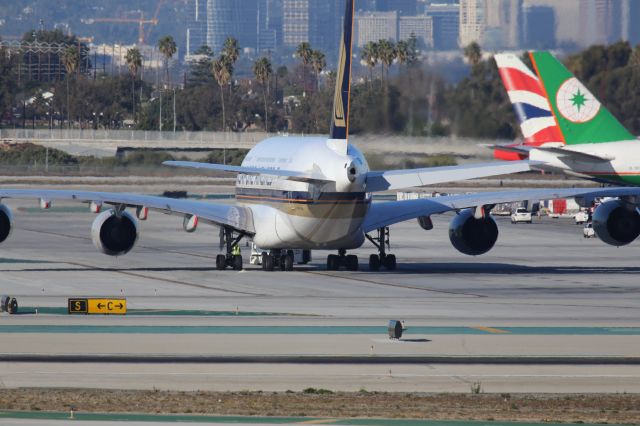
82 0 165 45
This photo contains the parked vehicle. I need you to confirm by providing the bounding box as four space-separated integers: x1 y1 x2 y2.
583 222 595 238
511 207 532 224
574 210 589 224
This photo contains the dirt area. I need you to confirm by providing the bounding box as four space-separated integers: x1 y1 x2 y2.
1 389 638 424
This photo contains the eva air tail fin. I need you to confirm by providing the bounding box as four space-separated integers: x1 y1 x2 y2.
328 0 354 153
530 51 635 145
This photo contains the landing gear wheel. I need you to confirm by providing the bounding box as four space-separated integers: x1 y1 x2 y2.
369 254 380 271
284 254 294 271
346 254 358 271
232 255 243 270
384 254 397 270
216 254 226 270
327 254 339 271
262 253 274 271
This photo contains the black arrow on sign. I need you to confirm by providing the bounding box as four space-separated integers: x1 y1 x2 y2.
97 303 104 309
116 303 124 309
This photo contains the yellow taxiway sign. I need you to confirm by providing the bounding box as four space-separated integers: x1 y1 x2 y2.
68 298 126 315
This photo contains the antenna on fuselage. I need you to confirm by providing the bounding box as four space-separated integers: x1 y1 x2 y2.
329 0 354 144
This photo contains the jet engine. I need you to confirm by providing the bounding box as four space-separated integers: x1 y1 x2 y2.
592 199 640 246
0 204 13 244
91 209 139 256
448 208 498 256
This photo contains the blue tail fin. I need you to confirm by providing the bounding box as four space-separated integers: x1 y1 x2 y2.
330 0 354 141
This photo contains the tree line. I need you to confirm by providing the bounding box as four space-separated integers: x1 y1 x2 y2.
3 31 640 141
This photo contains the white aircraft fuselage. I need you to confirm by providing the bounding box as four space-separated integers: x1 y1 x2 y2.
236 136 371 250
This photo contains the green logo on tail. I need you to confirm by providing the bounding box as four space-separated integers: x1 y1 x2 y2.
530 51 635 145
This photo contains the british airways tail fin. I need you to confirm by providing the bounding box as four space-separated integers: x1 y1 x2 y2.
329 0 354 149
495 53 564 148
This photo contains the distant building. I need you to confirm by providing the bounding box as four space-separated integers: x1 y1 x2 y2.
376 0 419 15
399 15 434 48
186 0 207 56
283 0 340 54
459 0 485 47
523 5 555 48
354 11 398 48
258 0 283 52
425 3 459 50
484 0 521 49
623 0 640 44
580 0 623 46
206 0 258 53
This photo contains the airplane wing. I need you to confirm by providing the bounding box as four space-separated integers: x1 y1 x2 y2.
0 189 255 233
535 147 614 162
364 160 537 192
363 186 640 232
163 161 332 183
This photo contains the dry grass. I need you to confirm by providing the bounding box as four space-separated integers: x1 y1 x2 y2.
1 389 639 423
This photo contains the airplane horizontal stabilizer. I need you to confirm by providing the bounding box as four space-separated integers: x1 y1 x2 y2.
535 147 613 162
365 160 537 192
163 161 332 183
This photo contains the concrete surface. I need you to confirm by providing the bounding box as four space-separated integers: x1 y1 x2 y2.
0 196 639 392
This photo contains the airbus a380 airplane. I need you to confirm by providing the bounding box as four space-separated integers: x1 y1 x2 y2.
2 0 640 272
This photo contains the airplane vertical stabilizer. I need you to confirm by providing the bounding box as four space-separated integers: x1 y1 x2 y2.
328 0 355 154
530 51 636 145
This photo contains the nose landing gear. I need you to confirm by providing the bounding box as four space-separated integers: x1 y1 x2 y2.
216 227 247 271
365 227 396 271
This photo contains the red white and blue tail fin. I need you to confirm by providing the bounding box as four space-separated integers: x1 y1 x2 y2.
493 53 564 160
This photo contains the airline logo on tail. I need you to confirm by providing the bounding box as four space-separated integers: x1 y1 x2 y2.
530 51 635 145
556 78 601 123
494 53 563 145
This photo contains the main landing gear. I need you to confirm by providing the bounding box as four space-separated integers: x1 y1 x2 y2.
261 249 295 272
326 249 359 271
216 228 247 271
365 227 396 271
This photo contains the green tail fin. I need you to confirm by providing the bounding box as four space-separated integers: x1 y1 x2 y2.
530 51 635 145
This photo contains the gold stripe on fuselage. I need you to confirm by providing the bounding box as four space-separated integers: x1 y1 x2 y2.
237 195 369 219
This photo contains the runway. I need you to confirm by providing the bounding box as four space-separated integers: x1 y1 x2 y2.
1 197 640 392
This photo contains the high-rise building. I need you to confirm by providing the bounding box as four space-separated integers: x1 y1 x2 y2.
206 0 258 53
354 11 398 48
258 0 283 52
459 0 485 47
484 0 521 49
580 0 623 46
425 3 459 50
186 0 207 56
377 0 418 15
623 0 640 44
399 15 434 48
283 0 340 54
523 5 555 48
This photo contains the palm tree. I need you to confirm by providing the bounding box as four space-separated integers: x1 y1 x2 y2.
253 57 273 132
158 35 177 88
125 47 142 122
395 40 410 69
61 46 79 128
310 50 326 91
212 56 233 131
296 42 312 93
360 41 379 85
464 42 482 67
222 37 240 65
377 39 396 82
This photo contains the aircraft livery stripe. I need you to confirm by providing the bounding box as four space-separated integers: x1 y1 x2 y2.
498 67 545 97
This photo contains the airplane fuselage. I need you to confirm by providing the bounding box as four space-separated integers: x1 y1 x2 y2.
236 136 371 250
529 140 640 186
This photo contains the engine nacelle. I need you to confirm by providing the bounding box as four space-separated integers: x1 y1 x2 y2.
0 204 13 244
592 199 640 246
91 209 139 256
448 208 498 256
